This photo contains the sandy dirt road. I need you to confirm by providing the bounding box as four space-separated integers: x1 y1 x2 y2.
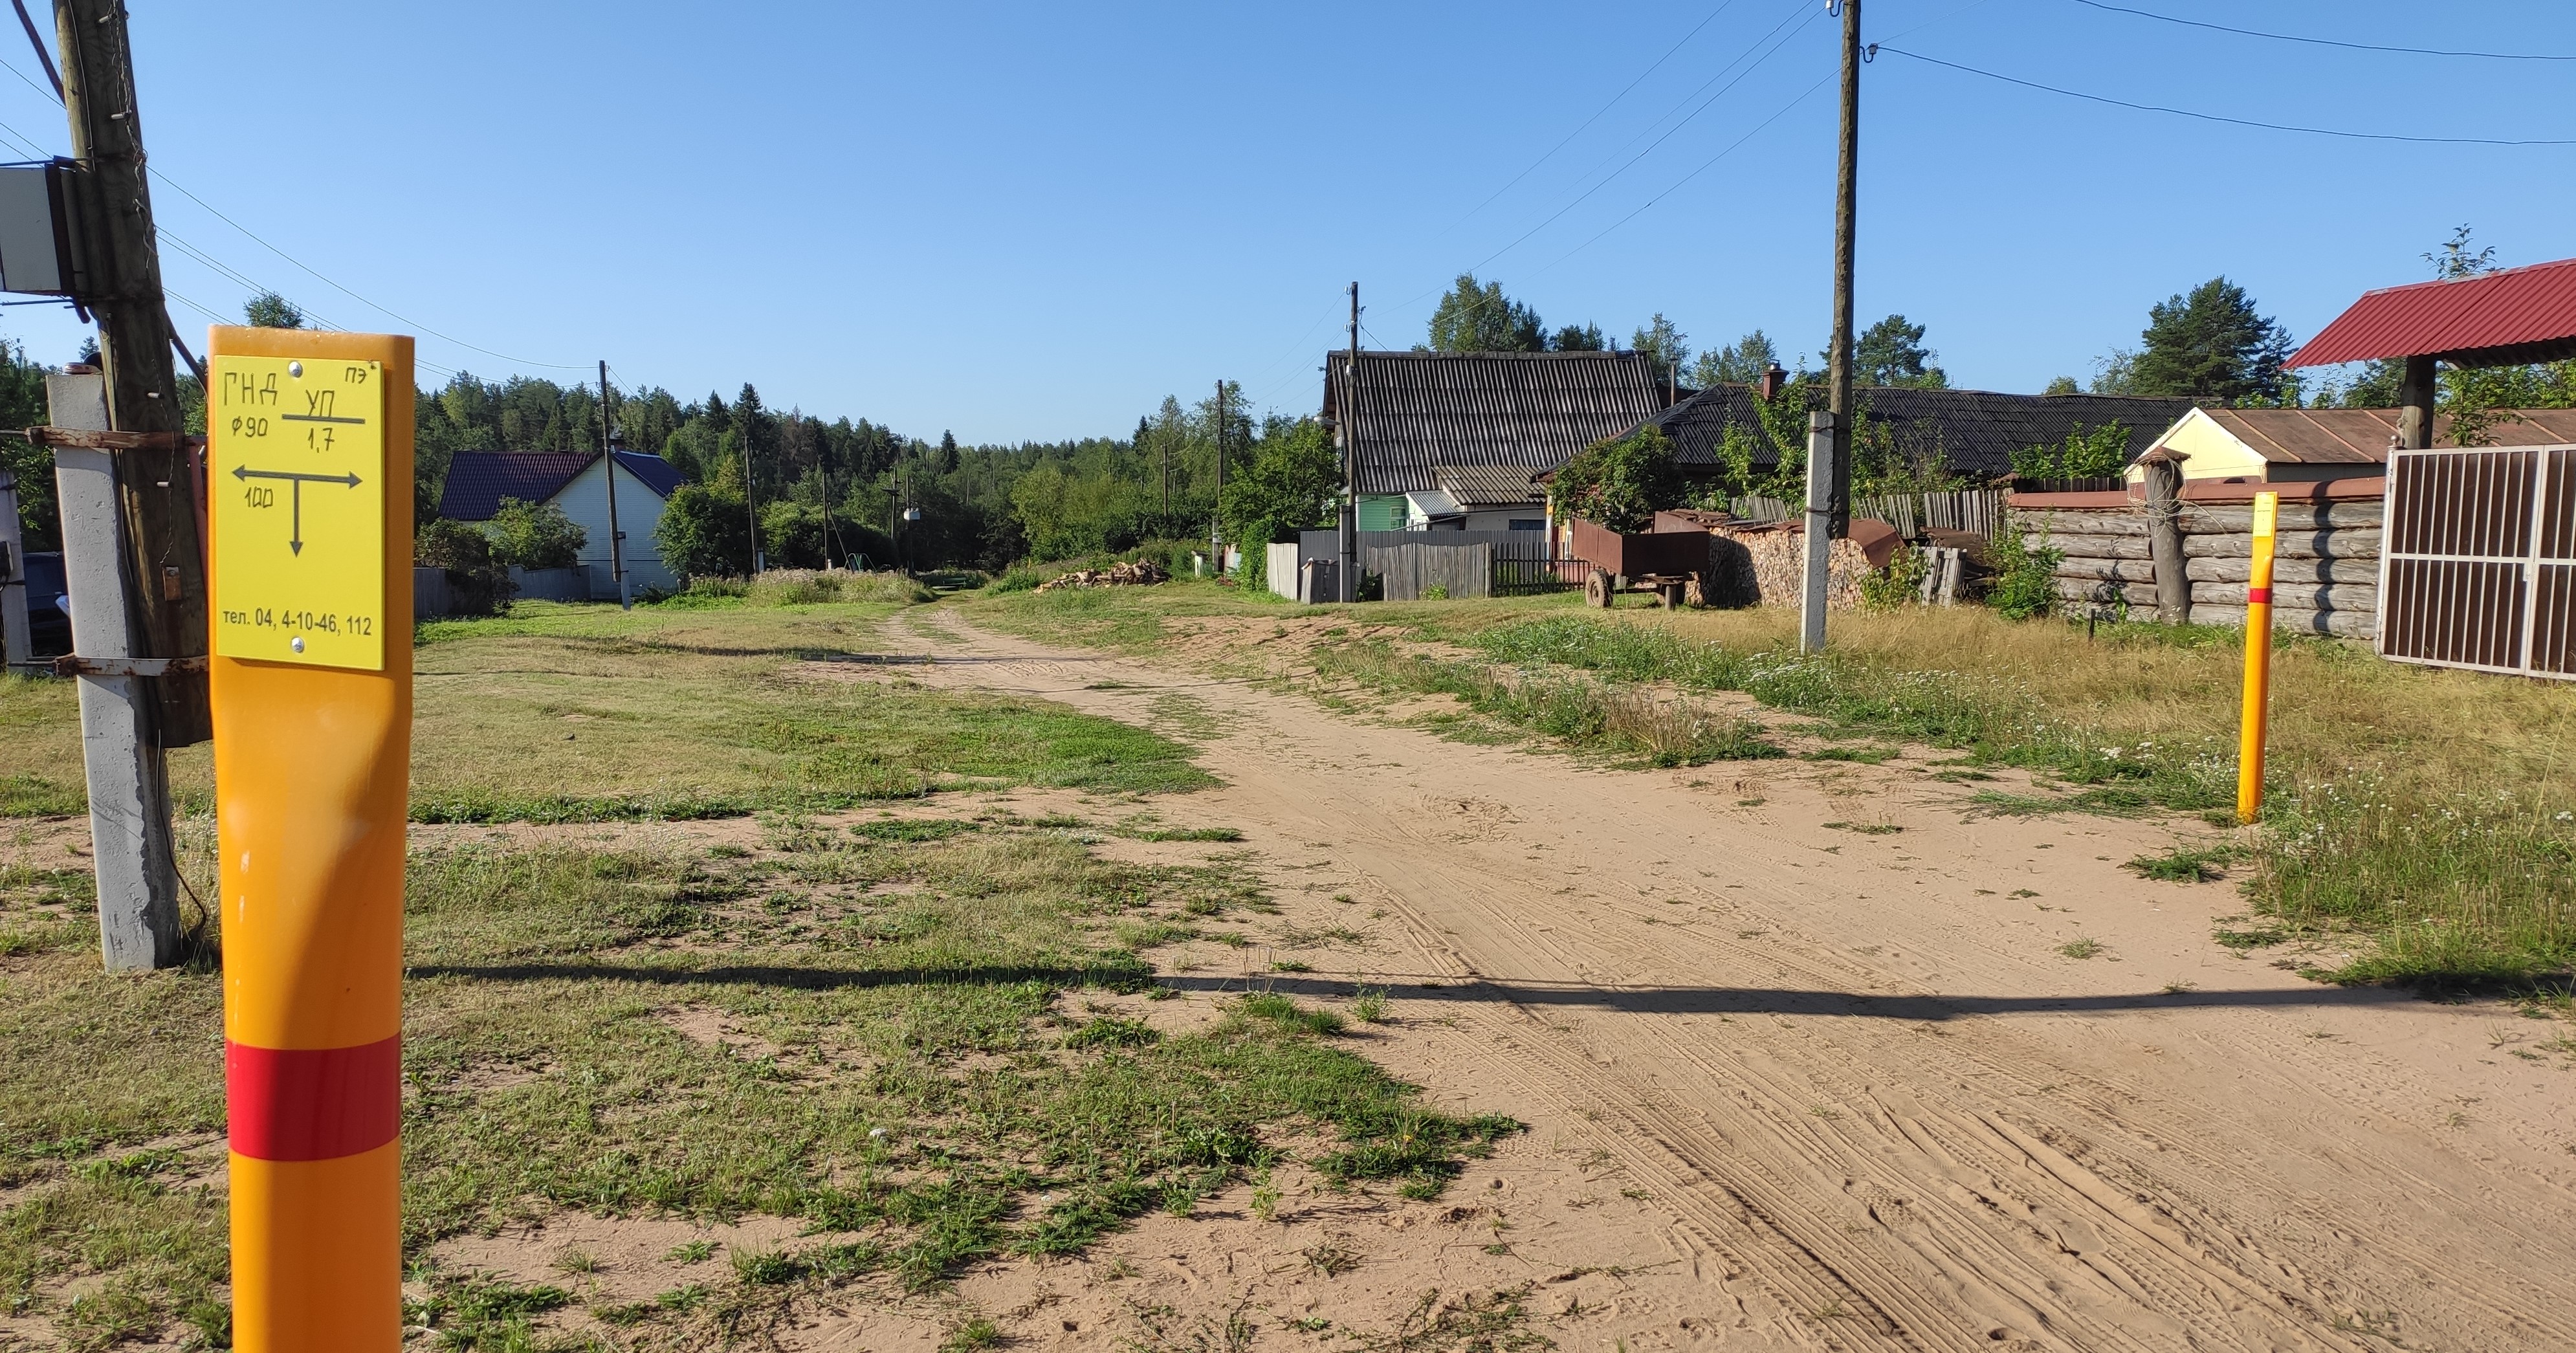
844 609 2576 1353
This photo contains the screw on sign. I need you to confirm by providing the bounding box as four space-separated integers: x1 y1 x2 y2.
206 329 414 1352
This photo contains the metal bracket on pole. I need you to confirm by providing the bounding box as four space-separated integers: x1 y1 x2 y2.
1800 411 1835 655
52 654 205 678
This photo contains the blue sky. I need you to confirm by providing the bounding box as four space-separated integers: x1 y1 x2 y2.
0 1 2570 443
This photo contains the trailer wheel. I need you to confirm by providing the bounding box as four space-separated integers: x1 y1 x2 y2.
1682 575 1708 609
1585 569 1613 608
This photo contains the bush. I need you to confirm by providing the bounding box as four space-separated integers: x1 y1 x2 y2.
415 518 512 616
483 497 584 570
1858 545 1930 610
1985 527 2060 621
1548 425 1681 532
655 481 751 582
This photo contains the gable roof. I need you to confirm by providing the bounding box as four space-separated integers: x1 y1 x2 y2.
437 450 683 522
1323 350 1672 494
2161 406 2576 465
1647 385 2196 479
1434 463 1545 508
2290 257 2576 368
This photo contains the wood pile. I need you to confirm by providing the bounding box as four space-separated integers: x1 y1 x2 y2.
2014 499 2382 637
1706 522 1875 609
1033 560 1171 592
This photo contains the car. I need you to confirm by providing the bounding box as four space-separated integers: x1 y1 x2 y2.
13 549 70 659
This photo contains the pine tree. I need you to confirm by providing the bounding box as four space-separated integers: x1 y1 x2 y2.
2128 278 2291 404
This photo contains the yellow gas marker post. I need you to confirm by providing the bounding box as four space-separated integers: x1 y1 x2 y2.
207 328 412 1352
2236 490 2278 824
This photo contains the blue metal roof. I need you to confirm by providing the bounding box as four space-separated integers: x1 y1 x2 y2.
436 450 682 522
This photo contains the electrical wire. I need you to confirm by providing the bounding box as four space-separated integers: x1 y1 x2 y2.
1430 0 1753 243
0 47 577 372
2062 0 2576 61
1396 0 1825 316
1875 45 2576 145
1532 75 1832 278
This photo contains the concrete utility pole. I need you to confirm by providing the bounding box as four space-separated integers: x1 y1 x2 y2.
1339 283 1359 603
743 443 761 575
1823 0 1862 540
56 0 208 745
598 361 629 608
1800 411 1833 655
50 367 182 968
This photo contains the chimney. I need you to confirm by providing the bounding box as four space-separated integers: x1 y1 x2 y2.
1757 362 1787 401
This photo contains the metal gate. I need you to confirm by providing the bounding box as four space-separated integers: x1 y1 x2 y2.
2378 443 2576 679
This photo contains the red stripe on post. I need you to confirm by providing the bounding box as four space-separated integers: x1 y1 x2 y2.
2245 587 2272 605
226 1035 402 1161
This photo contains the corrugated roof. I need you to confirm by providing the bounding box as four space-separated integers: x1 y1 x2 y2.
1433 463 1545 507
437 450 683 521
2290 256 2576 367
1323 351 1670 494
2196 406 2576 463
1648 385 2195 479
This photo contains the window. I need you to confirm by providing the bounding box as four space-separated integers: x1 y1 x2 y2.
1508 518 1545 531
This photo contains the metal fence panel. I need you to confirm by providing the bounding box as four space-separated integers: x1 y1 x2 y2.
2379 443 2576 680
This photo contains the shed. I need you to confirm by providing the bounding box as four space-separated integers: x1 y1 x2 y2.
1646 384 2194 481
2126 406 2576 486
435 450 685 599
2289 255 2576 450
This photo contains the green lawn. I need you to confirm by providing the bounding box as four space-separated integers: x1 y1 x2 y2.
0 592 1513 1350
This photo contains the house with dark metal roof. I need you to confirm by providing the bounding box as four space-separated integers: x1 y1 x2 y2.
435 450 686 597
1645 384 2196 481
1323 350 1677 529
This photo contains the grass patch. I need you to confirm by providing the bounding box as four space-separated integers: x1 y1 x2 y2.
1312 639 1781 768
6 600 1213 821
0 823 1514 1345
2056 938 2104 960
2125 843 2243 883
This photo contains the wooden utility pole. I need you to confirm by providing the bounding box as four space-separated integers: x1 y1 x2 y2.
1339 283 1358 602
598 361 629 608
57 0 208 743
2396 355 2436 450
743 443 760 574
1823 0 1862 540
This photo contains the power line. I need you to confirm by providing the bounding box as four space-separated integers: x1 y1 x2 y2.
2062 0 2576 61
1875 45 2576 146
1426 0 1827 302
1431 0 1753 242
0 47 580 371
1534 76 1832 278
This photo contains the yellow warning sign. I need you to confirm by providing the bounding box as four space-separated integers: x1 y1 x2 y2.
209 355 386 670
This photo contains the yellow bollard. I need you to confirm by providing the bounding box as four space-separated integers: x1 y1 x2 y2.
208 327 412 1353
2235 490 2278 825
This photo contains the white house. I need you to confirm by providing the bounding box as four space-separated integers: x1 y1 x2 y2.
435 450 685 597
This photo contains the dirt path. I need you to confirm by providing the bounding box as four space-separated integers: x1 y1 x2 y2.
839 608 2576 1353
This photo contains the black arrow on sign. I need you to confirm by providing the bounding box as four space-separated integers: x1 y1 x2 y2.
234 466 362 555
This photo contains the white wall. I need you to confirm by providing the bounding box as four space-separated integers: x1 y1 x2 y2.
548 458 677 598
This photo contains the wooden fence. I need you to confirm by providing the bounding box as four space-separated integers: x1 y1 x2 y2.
1365 542 1493 600
2379 443 2576 679
1727 489 2005 538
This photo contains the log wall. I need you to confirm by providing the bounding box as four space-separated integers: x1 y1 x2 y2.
2012 495 2383 638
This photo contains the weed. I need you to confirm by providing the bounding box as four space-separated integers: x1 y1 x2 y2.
1303 1242 1359 1277
666 1240 718 1265
941 1317 1003 1353
2058 938 2104 960
2126 843 2243 883
731 1247 803 1286
1351 987 1392 1024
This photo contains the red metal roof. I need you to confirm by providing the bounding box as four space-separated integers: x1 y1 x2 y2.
2290 256 2576 368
